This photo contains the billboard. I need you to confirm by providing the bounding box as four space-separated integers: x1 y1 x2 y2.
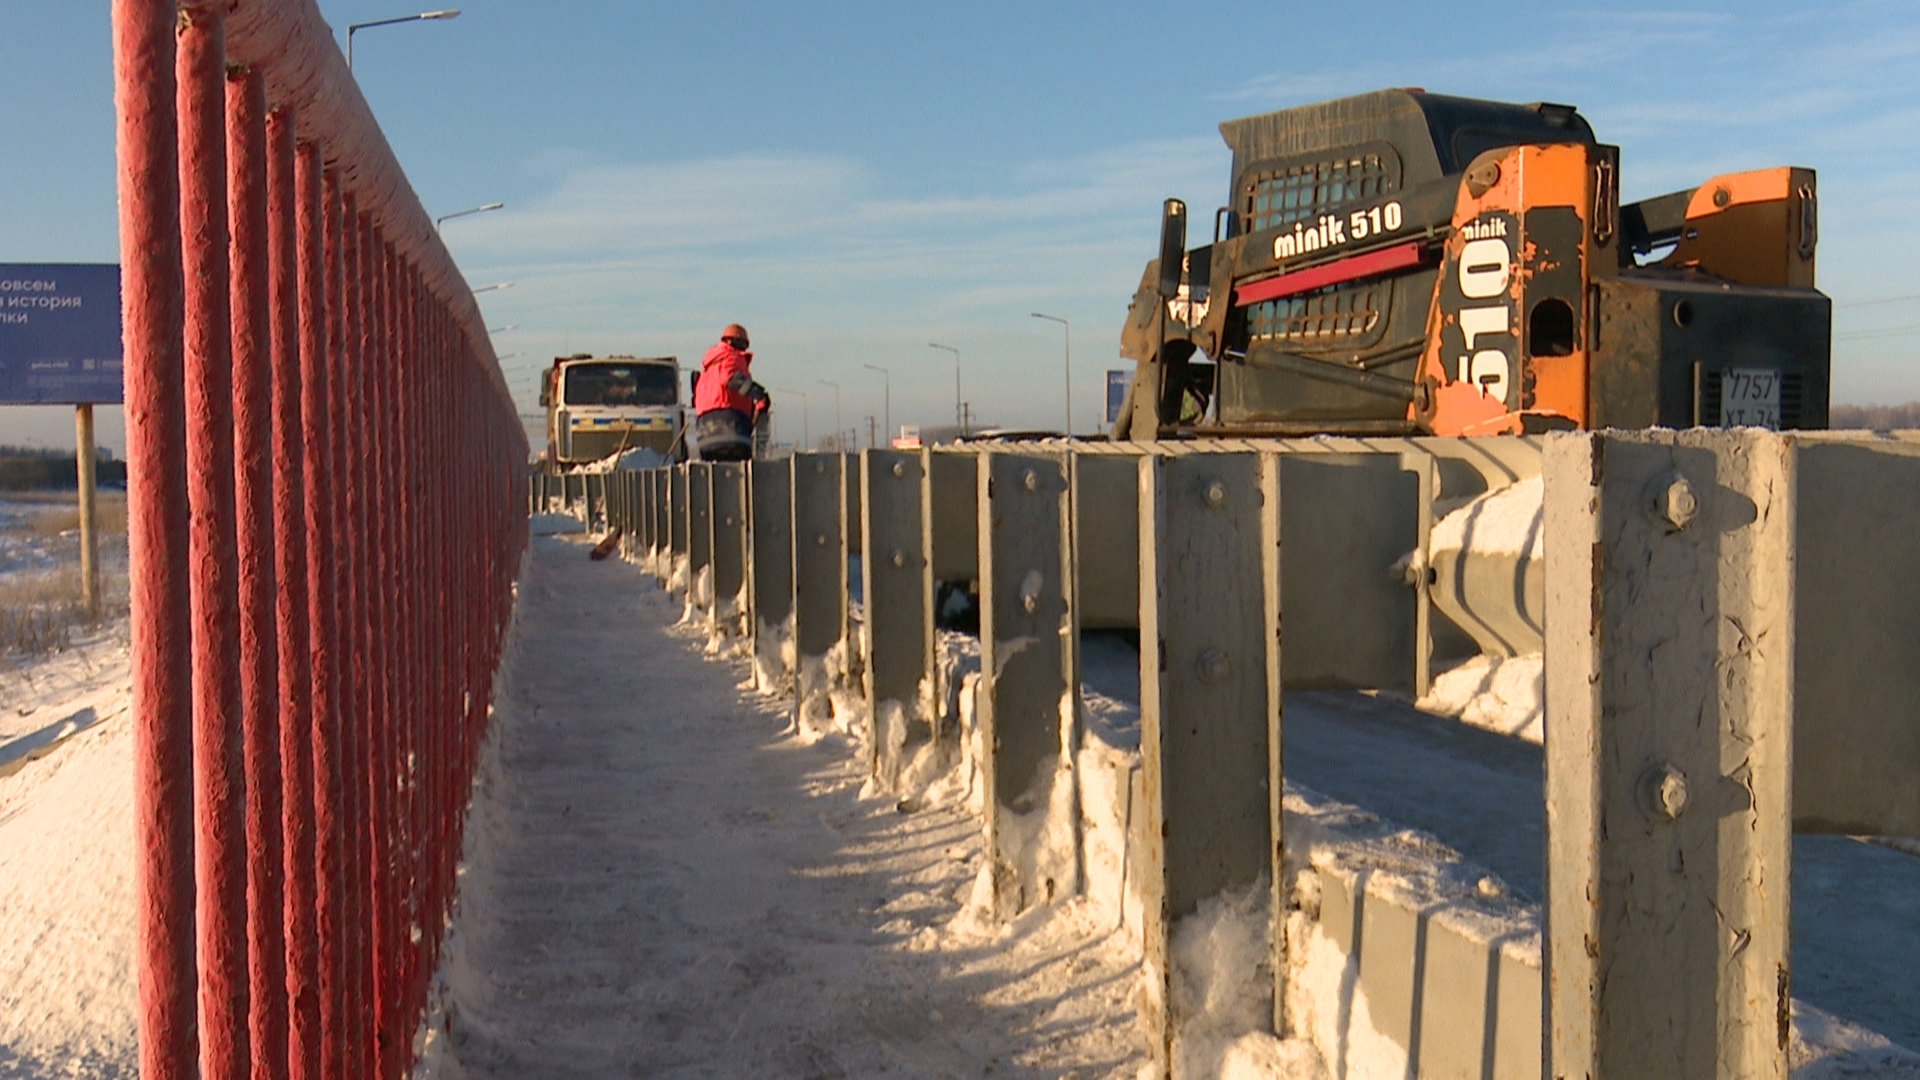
0 263 123 405
1105 368 1130 426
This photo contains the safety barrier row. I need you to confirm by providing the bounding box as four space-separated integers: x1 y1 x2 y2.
113 3 529 1078
543 427 1920 1078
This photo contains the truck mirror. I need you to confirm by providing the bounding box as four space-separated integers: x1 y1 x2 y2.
1157 199 1187 299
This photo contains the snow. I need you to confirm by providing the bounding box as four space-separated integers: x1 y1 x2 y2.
0 633 136 1077
412 533 1147 1076
1428 473 1542 559
1415 653 1544 742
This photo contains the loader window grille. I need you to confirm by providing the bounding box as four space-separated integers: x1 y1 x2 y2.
1247 284 1383 344
1244 153 1394 233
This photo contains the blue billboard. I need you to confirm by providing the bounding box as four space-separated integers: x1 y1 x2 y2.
0 263 123 405
1105 369 1131 426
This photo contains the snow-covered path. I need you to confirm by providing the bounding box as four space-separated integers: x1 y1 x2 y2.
418 533 1145 1077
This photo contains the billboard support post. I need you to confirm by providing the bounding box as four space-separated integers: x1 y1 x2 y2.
75 404 100 616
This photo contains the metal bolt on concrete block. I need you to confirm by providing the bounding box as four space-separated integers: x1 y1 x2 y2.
1197 648 1231 684
1204 479 1228 507
890 549 905 568
1640 763 1691 822
891 461 905 477
1649 471 1699 530
1019 570 1044 614
816 533 828 547
1023 468 1039 492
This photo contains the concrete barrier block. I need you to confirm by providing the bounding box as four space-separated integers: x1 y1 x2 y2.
750 458 795 693
1793 434 1920 836
977 450 1077 919
1136 451 1284 1069
1545 429 1794 1080
930 450 979 584
862 449 936 789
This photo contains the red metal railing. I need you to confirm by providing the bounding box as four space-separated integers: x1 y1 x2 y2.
112 2 529 1076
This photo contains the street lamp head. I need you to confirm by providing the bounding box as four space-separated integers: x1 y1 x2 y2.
436 202 505 229
469 280 516 294
347 10 463 69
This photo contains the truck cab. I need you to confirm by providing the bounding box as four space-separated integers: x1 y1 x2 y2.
541 354 686 467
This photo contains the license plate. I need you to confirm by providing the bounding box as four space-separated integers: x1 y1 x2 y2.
1720 369 1781 428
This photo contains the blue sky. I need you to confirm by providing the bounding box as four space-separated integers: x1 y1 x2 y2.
2 0 1917 453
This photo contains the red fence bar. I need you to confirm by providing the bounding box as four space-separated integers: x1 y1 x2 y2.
266 102 321 1080
337 195 371 1076
177 4 250 1076
224 63 289 1079
113 0 196 1073
115 6 533 1071
316 165 351 1077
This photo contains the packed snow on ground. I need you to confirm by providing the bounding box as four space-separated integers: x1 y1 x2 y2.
412 533 1149 1077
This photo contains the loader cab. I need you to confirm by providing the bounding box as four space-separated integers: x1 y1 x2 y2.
1205 90 1599 429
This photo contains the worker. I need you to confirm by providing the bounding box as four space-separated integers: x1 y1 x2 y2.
692 323 769 461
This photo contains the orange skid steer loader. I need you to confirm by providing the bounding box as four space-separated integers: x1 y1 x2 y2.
1115 88 1828 439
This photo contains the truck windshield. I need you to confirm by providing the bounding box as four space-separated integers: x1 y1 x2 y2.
563 364 677 407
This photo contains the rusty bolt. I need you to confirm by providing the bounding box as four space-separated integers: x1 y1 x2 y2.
1203 479 1228 508
1640 763 1690 822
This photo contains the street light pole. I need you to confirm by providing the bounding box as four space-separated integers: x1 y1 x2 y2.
1030 312 1072 436
861 363 891 446
469 280 515 295
347 9 461 69
817 379 843 452
435 201 504 231
774 386 809 448
928 342 960 433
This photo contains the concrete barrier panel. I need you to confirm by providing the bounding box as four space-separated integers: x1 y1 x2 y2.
1136 451 1283 1068
862 450 936 788
709 463 749 637
978 450 1078 918
930 450 979 584
750 458 795 692
1793 435 1920 836
1545 430 1793 1080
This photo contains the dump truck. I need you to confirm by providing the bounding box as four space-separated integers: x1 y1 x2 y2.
541 354 686 468
1113 89 1829 438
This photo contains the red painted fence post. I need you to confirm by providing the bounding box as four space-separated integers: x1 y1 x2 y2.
224 63 290 1080
112 0 196 1072
315 164 351 1078
267 103 322 1080
178 4 250 1075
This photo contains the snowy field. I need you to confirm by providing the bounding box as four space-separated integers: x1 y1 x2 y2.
2 498 1918 1076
